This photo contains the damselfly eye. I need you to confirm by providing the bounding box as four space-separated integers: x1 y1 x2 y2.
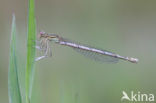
40 31 46 36
38 31 46 38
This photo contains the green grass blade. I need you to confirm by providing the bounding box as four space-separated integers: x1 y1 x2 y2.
8 14 22 103
25 0 36 103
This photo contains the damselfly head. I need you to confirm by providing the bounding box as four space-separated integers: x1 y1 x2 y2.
40 31 46 35
39 31 46 38
37 31 45 38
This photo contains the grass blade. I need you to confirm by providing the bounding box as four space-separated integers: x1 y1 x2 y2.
8 14 22 103
25 0 36 103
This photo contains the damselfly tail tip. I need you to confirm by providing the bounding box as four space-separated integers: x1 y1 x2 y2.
128 57 139 63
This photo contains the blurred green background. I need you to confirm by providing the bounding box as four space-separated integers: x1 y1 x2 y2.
0 0 156 103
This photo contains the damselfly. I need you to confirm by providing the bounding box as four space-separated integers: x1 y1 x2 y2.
36 31 138 63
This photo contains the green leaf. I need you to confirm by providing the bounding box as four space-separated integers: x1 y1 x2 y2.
25 0 36 103
8 14 22 103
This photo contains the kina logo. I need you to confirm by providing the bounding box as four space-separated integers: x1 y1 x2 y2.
121 91 154 102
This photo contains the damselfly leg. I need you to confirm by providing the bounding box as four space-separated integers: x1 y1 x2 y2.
35 37 52 61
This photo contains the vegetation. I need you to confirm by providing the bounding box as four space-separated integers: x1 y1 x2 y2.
8 0 36 103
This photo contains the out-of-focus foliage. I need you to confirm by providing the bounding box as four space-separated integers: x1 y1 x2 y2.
8 14 22 103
